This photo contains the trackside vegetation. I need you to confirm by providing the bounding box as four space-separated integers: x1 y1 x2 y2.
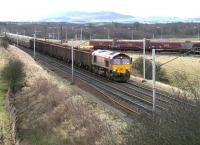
1 58 25 93
170 71 200 96
0 47 13 145
0 37 9 49
122 99 200 145
0 69 13 145
121 74 200 145
133 57 167 81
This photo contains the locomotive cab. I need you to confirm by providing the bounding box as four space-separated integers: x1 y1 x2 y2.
111 54 132 81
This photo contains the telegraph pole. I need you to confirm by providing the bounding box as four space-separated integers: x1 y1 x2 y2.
75 33 77 40
80 28 83 41
52 33 55 39
152 49 156 114
34 31 36 59
48 33 50 39
17 32 19 47
71 45 74 84
57 28 59 40
143 38 146 80
108 29 110 39
4 23 7 36
65 29 68 42
60 25 63 43
90 31 92 40
44 25 47 41
70 40 90 85
131 30 134 40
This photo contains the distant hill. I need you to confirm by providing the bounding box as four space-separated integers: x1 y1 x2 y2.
42 11 134 23
41 11 200 24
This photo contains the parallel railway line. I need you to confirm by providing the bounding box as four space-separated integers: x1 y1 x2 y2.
126 81 196 107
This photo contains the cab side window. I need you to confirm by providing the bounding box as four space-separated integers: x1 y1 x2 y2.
94 56 97 63
105 60 109 67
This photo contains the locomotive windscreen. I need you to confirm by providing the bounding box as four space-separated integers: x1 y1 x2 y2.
112 54 130 65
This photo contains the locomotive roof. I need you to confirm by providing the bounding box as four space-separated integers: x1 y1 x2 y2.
7 33 32 40
92 49 127 59
90 39 113 41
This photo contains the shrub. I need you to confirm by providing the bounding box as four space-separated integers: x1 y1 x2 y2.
133 57 167 81
0 37 9 49
1 58 25 93
16 78 117 145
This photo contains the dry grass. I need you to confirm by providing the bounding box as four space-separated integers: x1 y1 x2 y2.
0 47 13 145
5 45 125 145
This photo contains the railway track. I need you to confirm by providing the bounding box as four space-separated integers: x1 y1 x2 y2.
126 81 196 108
18 46 195 119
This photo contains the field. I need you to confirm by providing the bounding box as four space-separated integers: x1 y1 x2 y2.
128 53 200 80
127 52 200 95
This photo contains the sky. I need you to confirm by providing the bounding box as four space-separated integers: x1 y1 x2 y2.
0 0 200 21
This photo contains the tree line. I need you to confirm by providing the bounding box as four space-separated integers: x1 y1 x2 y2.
1 22 200 40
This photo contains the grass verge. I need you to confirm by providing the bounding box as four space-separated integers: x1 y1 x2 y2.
0 65 13 145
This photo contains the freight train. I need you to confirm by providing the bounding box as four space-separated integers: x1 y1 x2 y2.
89 39 200 54
6 33 132 82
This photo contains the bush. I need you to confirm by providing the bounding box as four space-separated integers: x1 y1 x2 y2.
133 57 167 81
16 78 117 145
0 37 9 49
122 78 200 145
170 71 200 97
1 58 25 93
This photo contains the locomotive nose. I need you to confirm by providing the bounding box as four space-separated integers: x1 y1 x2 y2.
113 65 131 73
115 66 126 73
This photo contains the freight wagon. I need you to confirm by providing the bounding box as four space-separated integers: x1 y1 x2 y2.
90 39 197 53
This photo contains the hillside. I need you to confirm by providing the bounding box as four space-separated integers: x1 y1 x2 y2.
41 11 200 23
0 45 125 145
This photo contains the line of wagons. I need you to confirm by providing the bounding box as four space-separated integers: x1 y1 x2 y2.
89 39 200 54
6 33 133 82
